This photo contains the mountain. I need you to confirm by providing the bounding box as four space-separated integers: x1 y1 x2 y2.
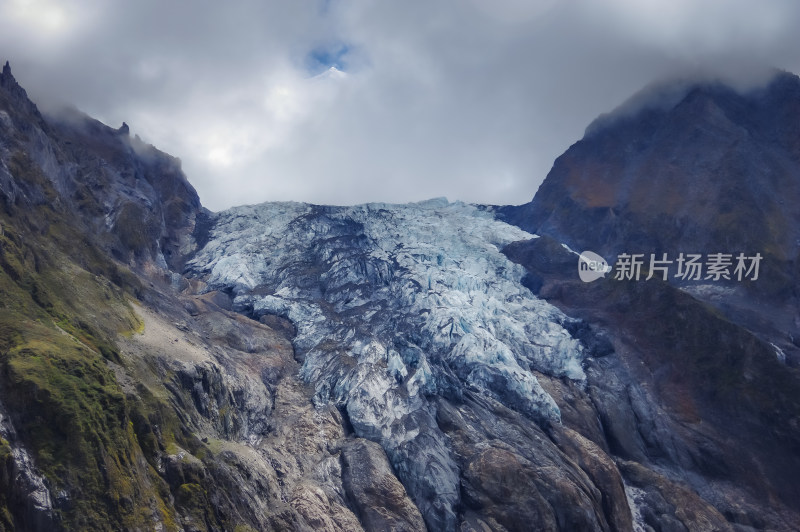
1 60 799 532
500 72 800 365
499 72 800 529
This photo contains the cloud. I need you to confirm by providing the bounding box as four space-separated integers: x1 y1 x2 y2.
1 0 800 211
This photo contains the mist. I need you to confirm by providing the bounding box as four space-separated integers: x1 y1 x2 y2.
2 0 799 211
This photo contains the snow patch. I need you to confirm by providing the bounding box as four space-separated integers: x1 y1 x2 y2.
771 342 787 364
623 481 648 532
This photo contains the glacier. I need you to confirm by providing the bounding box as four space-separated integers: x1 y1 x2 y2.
187 198 588 528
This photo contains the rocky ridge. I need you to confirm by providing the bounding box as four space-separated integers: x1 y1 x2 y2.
500 71 800 366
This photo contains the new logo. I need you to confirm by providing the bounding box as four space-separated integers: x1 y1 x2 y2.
578 251 610 283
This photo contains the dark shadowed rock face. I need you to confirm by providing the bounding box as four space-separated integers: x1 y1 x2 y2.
0 63 203 272
501 71 800 365
504 236 800 530
498 72 800 530
341 438 426 531
503 72 800 259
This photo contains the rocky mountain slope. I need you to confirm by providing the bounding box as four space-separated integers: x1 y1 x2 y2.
497 72 800 530
500 72 800 366
185 200 594 530
1 60 799 532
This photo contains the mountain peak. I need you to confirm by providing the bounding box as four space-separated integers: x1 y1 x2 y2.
0 59 39 118
507 68 800 245
502 67 800 367
1 59 19 88
0 66 203 271
585 69 798 138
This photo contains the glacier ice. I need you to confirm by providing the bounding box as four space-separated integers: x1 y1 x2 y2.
187 198 588 528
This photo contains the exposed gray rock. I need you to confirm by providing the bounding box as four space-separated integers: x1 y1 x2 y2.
0 401 58 531
341 438 426 531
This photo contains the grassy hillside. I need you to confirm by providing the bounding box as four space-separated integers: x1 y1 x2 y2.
0 163 185 530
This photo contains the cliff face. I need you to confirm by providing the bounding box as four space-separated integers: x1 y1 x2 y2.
1 61 799 532
499 72 800 530
0 61 203 272
0 63 294 530
503 72 800 261
500 72 800 364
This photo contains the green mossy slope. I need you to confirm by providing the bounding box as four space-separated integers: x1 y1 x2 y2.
0 187 183 529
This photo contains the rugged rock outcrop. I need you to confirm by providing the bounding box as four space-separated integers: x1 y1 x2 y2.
500 71 800 366
0 61 204 272
498 71 800 530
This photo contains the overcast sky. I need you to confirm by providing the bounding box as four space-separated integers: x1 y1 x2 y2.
2 0 800 211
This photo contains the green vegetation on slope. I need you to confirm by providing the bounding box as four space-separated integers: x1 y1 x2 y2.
0 157 184 529
0 146 250 530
